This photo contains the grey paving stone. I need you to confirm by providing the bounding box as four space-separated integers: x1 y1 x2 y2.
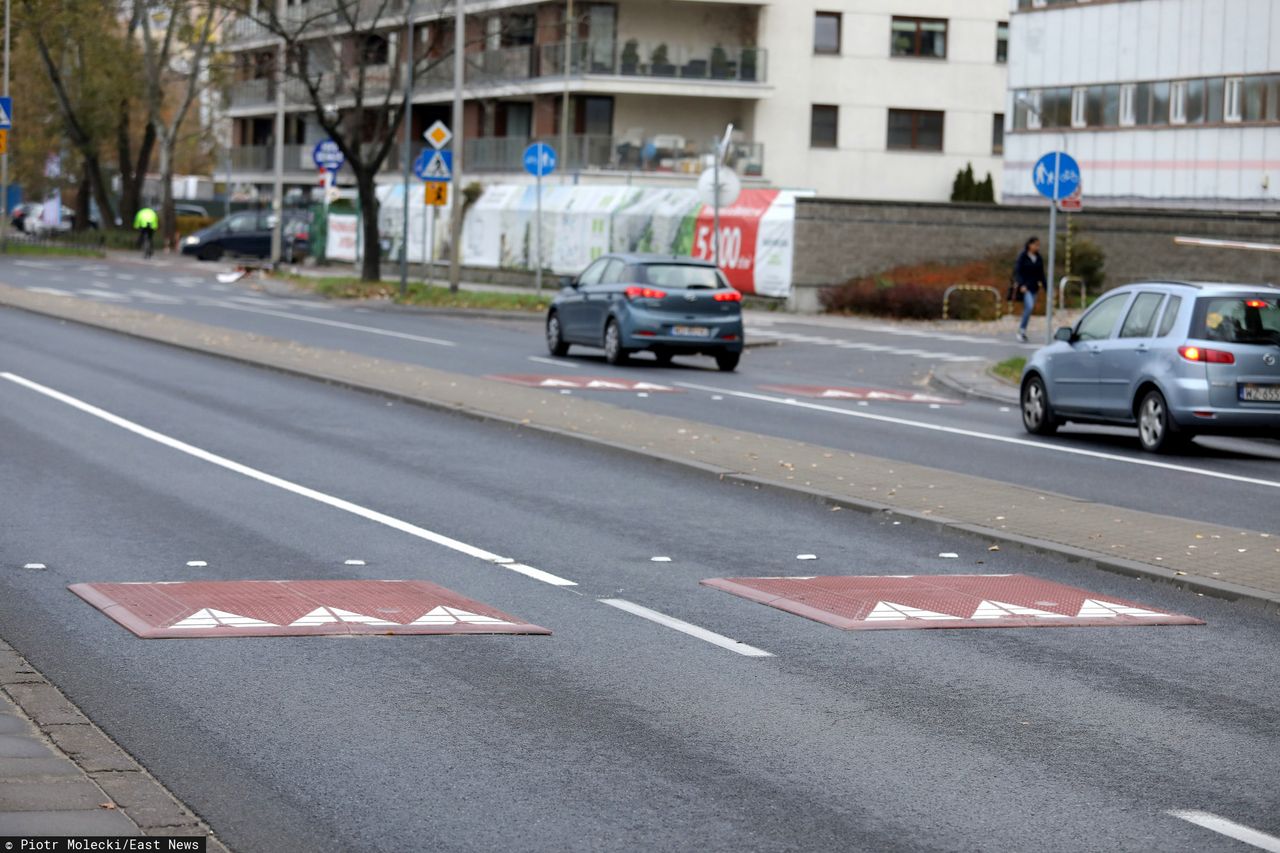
0 779 110 810
92 771 198 828
43 726 136 773
6 683 88 726
0 733 56 759
0 711 33 735
0 757 83 779
0 808 138 836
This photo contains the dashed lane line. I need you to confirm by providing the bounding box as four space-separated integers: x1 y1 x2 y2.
674 381 1280 491
204 300 457 347
750 318 1038 348
750 329 987 362
1 372 574 587
77 289 130 302
1166 811 1280 852
25 287 74 297
598 598 773 657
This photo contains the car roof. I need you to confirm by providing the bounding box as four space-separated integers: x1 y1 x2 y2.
1113 280 1279 292
602 252 717 268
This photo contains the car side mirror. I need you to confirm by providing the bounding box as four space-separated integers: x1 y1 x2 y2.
560 275 577 289
1054 326 1074 342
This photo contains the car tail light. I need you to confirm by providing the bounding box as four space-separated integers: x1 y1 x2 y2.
634 330 656 337
624 286 667 300
294 232 308 240
1244 299 1271 309
714 290 742 302
719 333 739 341
1178 345 1235 364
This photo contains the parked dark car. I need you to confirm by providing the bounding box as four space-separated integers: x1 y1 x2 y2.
181 211 310 262
546 253 745 371
1021 281 1280 452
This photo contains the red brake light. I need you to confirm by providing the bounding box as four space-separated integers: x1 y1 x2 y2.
714 290 742 302
624 286 666 300
1244 299 1269 308
1178 345 1235 364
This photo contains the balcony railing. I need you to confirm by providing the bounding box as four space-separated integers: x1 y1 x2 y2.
465 134 765 177
540 41 766 83
227 143 405 173
226 0 409 44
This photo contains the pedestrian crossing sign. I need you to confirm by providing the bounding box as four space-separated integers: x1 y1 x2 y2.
0 98 11 130
425 182 449 207
423 151 451 181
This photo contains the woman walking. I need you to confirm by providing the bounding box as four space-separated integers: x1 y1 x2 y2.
1013 236 1046 342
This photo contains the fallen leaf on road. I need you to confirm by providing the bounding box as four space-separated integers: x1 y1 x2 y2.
99 803 117 810
988 545 1000 552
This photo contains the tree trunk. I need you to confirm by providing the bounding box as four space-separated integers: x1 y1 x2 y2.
156 130 176 249
356 167 381 282
119 118 156 226
83 153 116 229
74 160 92 232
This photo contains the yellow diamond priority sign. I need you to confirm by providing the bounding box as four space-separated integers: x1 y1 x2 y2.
424 120 452 150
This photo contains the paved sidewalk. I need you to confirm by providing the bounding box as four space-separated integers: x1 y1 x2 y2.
2 283 1276 612
0 640 226 845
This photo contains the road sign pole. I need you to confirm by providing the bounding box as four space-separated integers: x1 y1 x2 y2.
1045 150 1061 345
399 5 415 298
535 161 543 294
712 137 720 268
2 0 10 237
426 203 435 285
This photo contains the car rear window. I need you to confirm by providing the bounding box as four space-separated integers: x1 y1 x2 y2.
637 264 727 289
1194 295 1280 345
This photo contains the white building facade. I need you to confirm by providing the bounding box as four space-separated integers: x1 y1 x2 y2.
221 0 1009 201
1003 0 1280 210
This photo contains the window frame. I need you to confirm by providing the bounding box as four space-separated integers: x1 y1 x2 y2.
810 104 839 149
887 108 945 152
1119 292 1167 339
890 16 948 60
1225 77 1243 122
1170 80 1187 124
1075 292 1131 342
992 113 1005 155
996 22 1008 63
1070 87 1087 128
814 11 842 56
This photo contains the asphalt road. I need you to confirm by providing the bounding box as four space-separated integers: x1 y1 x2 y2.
1 306 1279 852
2 254 1277 534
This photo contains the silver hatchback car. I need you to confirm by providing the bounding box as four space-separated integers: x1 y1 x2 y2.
1021 281 1280 452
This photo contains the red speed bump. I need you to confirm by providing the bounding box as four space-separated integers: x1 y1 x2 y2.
758 384 960 404
486 374 681 392
69 579 551 639
701 574 1203 631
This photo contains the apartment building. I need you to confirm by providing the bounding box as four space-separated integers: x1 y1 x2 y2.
222 0 1009 201
1003 0 1280 210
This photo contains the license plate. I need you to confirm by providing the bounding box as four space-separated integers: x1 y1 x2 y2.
671 325 711 338
1239 383 1280 402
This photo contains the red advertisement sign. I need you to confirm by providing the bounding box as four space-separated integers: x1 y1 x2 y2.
691 189 779 295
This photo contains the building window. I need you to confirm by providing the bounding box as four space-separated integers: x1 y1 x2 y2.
1225 77 1243 121
811 104 838 148
1119 84 1136 126
992 114 1004 154
1014 90 1041 130
1070 87 1087 128
891 17 947 59
1206 78 1225 122
1170 81 1187 124
814 12 841 55
996 22 1008 63
1184 79 1206 124
887 108 944 151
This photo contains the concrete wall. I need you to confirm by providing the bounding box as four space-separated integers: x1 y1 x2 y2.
789 196 1280 311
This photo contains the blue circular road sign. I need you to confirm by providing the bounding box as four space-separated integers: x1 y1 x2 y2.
1032 151 1080 201
524 143 557 177
312 139 345 172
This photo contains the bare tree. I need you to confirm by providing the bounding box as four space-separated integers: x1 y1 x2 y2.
137 1 226 247
225 0 462 281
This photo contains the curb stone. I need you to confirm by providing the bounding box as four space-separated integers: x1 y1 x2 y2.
0 640 230 847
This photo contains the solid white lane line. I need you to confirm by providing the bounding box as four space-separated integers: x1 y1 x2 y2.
527 356 583 369
208 301 457 347
598 599 773 657
26 287 74 297
1167 811 1280 852
78 289 130 301
1 372 575 587
675 382 1280 491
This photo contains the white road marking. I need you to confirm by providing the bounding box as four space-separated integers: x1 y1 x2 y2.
228 295 279 306
527 356 583 369
26 287 74 297
23 563 46 570
675 382 1280 491
650 556 672 563
129 289 183 304
750 318 1037 348
1 372 575 587
78 289 130 302
186 560 207 567
751 329 985 362
207 301 456 347
598 598 773 658
14 260 54 269
1167 810 1280 852
344 559 366 566
796 554 817 560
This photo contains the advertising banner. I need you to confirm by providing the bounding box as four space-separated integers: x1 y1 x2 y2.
326 213 359 262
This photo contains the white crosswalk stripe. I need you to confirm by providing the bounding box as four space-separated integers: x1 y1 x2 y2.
750 329 986 362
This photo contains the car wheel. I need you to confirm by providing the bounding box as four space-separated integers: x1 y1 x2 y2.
1137 389 1187 453
603 319 629 366
715 352 740 372
653 349 673 365
1021 374 1059 435
546 312 570 357
198 244 223 262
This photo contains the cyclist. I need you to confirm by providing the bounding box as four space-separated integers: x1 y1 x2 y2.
134 205 158 259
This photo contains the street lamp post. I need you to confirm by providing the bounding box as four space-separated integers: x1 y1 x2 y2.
560 0 572 180
269 0 286 265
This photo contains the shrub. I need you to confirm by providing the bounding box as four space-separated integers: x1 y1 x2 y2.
950 163 995 203
820 253 1013 320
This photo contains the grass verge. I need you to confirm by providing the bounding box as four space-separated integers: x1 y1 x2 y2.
1 242 105 258
280 274 552 312
991 356 1026 385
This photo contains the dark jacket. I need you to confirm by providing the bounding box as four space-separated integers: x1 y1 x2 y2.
1014 250 1045 295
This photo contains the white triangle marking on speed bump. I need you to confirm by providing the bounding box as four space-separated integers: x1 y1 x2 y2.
537 378 580 387
1075 599 1164 618
585 380 627 389
863 601 955 621
289 607 398 627
819 389 862 399
970 600 1070 619
170 608 276 629
632 382 674 391
410 606 512 625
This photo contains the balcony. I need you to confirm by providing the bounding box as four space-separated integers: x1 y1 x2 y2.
228 70 394 111
539 41 767 84
225 0 409 45
227 143 406 174
465 134 765 177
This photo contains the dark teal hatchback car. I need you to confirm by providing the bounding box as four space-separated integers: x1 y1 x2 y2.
546 254 745 371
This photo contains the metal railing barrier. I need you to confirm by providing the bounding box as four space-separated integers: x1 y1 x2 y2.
942 284 1003 320
1058 275 1085 310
